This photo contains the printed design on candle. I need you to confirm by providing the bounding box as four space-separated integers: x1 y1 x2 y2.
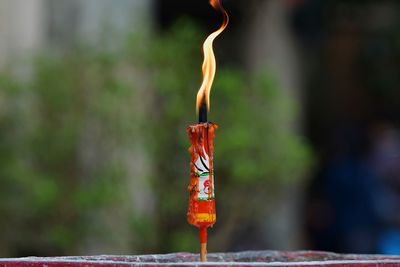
194 147 215 200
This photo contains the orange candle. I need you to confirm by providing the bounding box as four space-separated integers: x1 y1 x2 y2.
187 122 217 261
187 0 228 261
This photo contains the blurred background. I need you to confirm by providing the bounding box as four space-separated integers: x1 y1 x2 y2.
1 0 400 257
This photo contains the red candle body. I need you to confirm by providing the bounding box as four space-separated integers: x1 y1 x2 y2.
186 122 217 228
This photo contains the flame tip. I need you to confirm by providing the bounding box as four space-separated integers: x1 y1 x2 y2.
195 0 229 114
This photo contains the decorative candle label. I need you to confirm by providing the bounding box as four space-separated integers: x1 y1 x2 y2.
187 122 217 228
195 147 215 200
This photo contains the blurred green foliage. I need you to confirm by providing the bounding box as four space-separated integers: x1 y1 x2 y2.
0 19 311 256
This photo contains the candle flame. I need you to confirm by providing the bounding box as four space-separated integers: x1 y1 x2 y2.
196 0 229 113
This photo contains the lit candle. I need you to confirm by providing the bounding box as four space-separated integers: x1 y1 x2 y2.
186 0 229 262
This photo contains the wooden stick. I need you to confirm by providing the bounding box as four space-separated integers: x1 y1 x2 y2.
200 242 207 262
199 226 207 262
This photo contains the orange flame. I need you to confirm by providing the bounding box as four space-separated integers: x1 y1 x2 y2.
196 0 229 113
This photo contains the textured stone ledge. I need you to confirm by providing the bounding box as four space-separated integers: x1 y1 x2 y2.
1 251 400 267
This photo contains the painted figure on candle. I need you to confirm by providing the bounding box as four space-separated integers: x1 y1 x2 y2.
195 147 215 200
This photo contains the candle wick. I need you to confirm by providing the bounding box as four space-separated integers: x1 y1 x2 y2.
199 102 208 123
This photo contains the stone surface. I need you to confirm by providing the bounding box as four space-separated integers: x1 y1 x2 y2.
1 251 400 267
